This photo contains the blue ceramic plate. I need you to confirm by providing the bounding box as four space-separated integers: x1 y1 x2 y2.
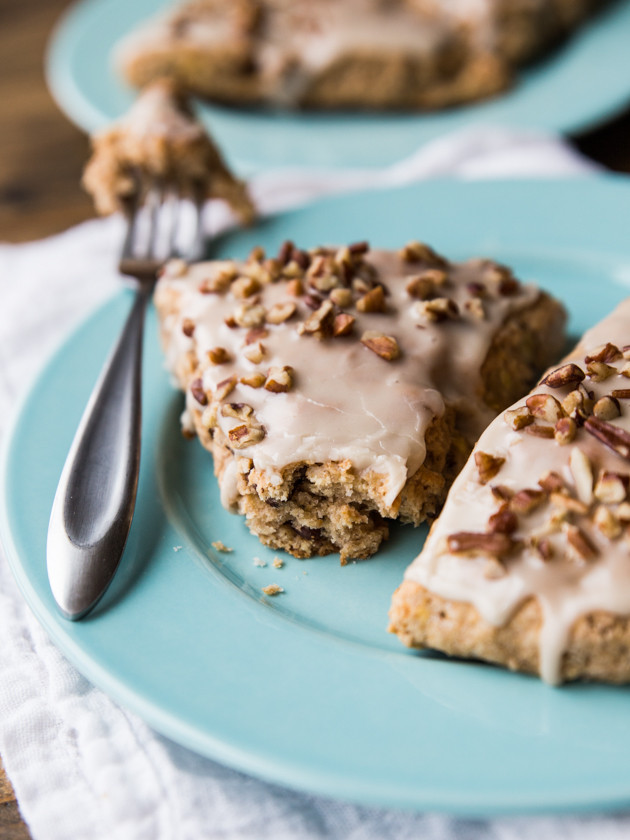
4 179 630 815
46 0 630 171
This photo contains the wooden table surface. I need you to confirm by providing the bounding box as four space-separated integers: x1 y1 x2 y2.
2 1 630 837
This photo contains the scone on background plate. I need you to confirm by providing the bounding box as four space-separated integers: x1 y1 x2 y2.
115 0 606 111
83 78 255 223
390 298 630 684
154 240 565 562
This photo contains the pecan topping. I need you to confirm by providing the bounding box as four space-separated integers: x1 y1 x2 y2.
286 278 303 297
240 372 266 388
612 389 630 399
586 361 616 381
333 313 355 337
266 301 297 325
228 423 266 449
538 471 565 493
617 502 630 521
399 240 447 267
327 288 351 308
467 281 486 297
510 488 547 515
243 342 265 364
277 240 294 266
541 364 585 389
264 366 294 393
297 300 335 338
565 523 597 561
584 343 622 364
214 375 237 402
447 531 514 557
233 302 266 329
554 416 576 445
464 298 485 320
405 269 447 300
526 393 564 423
550 491 588 515
182 318 195 337
593 506 622 540
415 297 459 323
349 240 370 255
569 448 593 504
525 424 555 439
562 385 593 422
620 361 630 378
221 402 253 420
360 331 400 361
487 505 518 535
356 285 386 313
491 485 514 502
231 275 261 299
208 347 231 365
504 405 533 430
190 378 207 406
593 395 621 421
585 416 630 460
533 537 554 561
594 471 628 504
474 451 505 484
199 265 237 293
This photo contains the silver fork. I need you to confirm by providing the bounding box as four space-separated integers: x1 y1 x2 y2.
47 187 204 620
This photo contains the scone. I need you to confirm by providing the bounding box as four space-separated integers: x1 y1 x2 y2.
83 79 254 222
115 0 605 112
154 240 565 562
390 298 630 684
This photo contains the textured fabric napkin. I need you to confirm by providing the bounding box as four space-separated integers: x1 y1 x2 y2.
2 126 626 840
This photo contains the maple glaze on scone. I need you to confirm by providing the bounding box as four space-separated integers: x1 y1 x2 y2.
117 0 606 112
155 240 565 562
391 298 630 684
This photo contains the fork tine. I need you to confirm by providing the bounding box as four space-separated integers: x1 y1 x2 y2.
189 189 205 262
145 185 164 259
120 193 140 262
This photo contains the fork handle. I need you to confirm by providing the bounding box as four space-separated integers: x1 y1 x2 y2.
47 285 151 620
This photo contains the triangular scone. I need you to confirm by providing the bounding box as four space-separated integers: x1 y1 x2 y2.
82 79 254 223
155 240 565 562
390 298 630 684
116 0 606 113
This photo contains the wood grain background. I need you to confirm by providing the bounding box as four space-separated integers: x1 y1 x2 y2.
2 0 630 836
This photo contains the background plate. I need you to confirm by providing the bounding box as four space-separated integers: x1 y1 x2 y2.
46 0 630 171
4 179 630 815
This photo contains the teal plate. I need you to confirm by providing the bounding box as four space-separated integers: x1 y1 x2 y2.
5 179 630 815
46 0 630 171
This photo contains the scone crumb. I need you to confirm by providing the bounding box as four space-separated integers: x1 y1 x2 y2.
253 557 267 567
272 557 284 569
262 584 284 596
211 540 233 553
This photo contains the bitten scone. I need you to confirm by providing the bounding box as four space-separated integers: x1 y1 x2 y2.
155 240 565 562
83 79 254 222
390 298 630 684
115 0 605 112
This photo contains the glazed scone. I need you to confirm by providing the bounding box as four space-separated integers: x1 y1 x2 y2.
390 298 630 684
115 0 605 112
83 79 254 222
155 240 565 562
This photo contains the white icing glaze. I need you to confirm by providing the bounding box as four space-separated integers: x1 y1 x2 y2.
404 298 630 684
115 82 202 143
157 248 540 513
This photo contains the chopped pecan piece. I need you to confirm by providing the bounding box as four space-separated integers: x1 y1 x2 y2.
405 269 447 300
277 240 294 266
233 302 266 329
612 389 630 399
532 537 554 561
333 313 355 337
554 416 576 445
550 491 589 515
297 299 335 338
399 240 447 267
594 471 628 504
593 505 622 540
240 372 266 388
264 366 294 393
214 375 237 402
243 342 265 364
474 451 505 484
564 523 597 561
447 531 514 557
221 402 253 420
487 505 518 535
266 301 297 325
510 488 547 515
356 285 386 313
348 240 370 255
538 471 565 493
617 502 630 521
464 298 485 320
584 343 622 364
329 288 353 307
525 424 555 439
526 393 564 423
586 360 616 381
228 423 265 449
619 361 630 378
231 275 260 299
569 448 593 504
593 395 621 421
199 265 237 293
585 416 630 460
415 297 459 323
467 281 486 297
190 378 207 406
201 404 218 430
491 485 514 502
504 405 533 430
541 363 585 389
286 278 303 297
360 331 400 361
182 318 195 337
208 347 231 365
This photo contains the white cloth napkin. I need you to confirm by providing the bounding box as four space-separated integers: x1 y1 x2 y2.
2 126 625 840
